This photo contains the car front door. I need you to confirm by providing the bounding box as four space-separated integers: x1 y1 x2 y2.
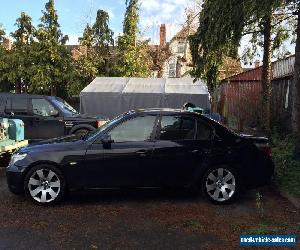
152 115 213 187
84 115 158 188
29 98 65 140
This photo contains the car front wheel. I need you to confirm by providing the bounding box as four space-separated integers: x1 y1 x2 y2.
24 165 66 205
202 166 239 204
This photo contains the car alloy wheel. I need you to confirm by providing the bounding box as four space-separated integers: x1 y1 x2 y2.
205 167 236 203
28 169 61 203
25 165 66 205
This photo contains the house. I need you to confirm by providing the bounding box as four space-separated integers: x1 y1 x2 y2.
152 24 243 79
1 38 12 50
66 45 87 60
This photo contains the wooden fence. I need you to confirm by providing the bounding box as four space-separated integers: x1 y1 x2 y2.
213 77 293 134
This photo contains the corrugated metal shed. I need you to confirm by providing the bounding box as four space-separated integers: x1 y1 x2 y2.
215 55 295 133
223 55 295 81
224 67 262 81
272 55 295 79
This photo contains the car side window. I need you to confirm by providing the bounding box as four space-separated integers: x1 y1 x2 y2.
108 116 156 142
196 120 213 140
31 98 56 117
10 98 28 115
159 116 196 140
4 98 12 114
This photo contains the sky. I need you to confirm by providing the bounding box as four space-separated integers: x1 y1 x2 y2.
0 0 194 45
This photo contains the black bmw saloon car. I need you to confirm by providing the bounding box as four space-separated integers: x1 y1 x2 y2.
6 109 274 205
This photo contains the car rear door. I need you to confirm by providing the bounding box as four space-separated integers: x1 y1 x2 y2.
152 115 213 187
84 114 158 188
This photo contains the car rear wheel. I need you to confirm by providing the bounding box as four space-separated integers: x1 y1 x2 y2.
202 166 239 204
74 128 90 137
24 165 66 205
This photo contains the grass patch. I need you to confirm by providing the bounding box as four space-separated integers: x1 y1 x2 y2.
249 224 285 234
182 220 204 231
231 224 243 233
271 133 300 196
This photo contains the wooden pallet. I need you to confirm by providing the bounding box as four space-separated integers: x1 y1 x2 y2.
0 140 28 154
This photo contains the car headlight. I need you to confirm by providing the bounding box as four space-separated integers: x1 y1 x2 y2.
9 153 27 166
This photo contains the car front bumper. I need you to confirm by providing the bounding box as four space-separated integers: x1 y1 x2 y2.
6 164 27 194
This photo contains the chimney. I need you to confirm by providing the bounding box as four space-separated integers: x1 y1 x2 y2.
160 24 166 47
254 60 260 68
2 38 12 50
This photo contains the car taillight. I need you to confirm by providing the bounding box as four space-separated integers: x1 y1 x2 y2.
256 144 272 156
96 120 107 128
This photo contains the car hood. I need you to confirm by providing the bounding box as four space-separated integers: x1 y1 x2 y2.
64 113 108 121
18 135 85 153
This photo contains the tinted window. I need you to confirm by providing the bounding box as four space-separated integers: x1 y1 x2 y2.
11 98 28 115
159 116 196 140
32 98 56 117
196 120 213 140
108 116 156 142
4 98 11 113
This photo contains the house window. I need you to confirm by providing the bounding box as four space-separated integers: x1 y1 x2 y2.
177 43 185 53
168 63 176 78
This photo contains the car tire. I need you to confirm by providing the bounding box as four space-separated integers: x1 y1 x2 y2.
74 128 90 137
24 164 66 206
201 165 239 204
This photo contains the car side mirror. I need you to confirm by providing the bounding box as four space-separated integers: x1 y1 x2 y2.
50 109 59 117
101 134 114 144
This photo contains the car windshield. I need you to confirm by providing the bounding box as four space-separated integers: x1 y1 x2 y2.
51 97 79 115
83 113 128 141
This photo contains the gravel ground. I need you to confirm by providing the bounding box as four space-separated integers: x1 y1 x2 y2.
0 167 299 250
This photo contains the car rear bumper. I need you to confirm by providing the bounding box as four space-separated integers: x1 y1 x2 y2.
245 158 275 189
6 164 26 194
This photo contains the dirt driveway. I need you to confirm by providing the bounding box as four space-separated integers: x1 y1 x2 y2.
0 167 299 250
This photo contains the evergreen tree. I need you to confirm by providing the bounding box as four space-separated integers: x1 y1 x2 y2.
0 24 5 43
8 12 36 93
0 24 11 92
34 0 72 96
190 0 297 134
114 0 151 77
92 10 114 75
79 24 93 50
292 1 300 137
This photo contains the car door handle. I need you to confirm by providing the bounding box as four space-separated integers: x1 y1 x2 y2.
136 150 148 156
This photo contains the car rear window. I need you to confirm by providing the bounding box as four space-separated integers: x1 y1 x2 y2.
159 116 196 140
5 97 28 115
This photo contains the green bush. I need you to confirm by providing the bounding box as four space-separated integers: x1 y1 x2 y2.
271 133 300 196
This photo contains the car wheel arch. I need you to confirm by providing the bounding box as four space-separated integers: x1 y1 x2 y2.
23 161 67 187
69 124 95 135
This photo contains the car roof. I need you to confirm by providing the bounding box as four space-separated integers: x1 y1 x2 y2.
132 108 201 117
0 93 50 99
131 108 221 124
